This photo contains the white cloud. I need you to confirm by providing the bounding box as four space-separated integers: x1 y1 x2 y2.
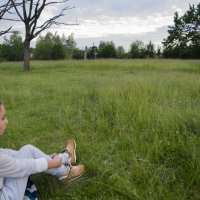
47 13 173 39
0 0 199 49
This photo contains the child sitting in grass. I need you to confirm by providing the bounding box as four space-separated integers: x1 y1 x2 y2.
0 100 85 200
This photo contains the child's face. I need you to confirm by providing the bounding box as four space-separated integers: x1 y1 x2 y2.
0 105 8 135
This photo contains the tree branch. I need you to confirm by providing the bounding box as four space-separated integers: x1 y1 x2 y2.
23 0 28 21
45 0 69 6
1 17 21 21
10 0 25 22
31 4 75 39
28 0 34 19
0 0 14 36
0 26 12 37
0 0 11 20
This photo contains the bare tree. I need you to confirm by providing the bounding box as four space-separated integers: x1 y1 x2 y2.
9 0 75 71
0 0 12 36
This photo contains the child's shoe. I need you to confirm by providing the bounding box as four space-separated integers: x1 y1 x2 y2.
62 138 76 165
59 164 85 184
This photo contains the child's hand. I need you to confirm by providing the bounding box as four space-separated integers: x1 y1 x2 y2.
52 155 62 166
48 155 62 169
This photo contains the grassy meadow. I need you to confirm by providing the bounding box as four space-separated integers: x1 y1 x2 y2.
0 59 200 200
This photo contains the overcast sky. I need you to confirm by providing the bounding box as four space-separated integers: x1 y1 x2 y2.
1 0 199 50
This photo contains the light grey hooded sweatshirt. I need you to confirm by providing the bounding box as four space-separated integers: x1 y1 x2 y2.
0 148 47 200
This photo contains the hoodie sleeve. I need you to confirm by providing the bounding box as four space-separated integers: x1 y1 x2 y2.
0 152 48 178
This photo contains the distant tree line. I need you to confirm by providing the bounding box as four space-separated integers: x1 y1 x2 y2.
0 32 163 61
0 3 199 61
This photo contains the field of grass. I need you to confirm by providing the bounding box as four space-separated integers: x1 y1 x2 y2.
0 59 200 200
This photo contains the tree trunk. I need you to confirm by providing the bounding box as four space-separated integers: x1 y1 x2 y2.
23 40 30 71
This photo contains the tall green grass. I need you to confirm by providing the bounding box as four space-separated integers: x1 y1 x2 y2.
0 59 200 199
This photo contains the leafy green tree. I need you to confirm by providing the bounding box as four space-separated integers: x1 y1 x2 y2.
0 32 23 61
163 3 200 58
62 33 76 59
116 46 125 58
86 46 97 59
157 46 162 57
98 41 116 58
129 40 146 58
34 33 54 60
72 48 84 59
33 32 65 60
52 42 65 60
146 41 156 58
52 33 65 60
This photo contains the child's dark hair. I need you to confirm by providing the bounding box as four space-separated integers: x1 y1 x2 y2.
0 100 3 106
